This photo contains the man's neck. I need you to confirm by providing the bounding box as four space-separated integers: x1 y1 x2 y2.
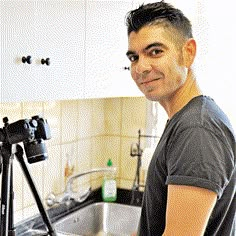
159 71 202 119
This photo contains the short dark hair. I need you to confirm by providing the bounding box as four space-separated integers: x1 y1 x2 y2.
125 1 193 39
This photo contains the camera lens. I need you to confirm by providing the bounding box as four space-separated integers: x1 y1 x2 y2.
24 139 48 164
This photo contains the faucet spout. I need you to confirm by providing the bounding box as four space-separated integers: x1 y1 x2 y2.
65 167 116 193
46 167 116 207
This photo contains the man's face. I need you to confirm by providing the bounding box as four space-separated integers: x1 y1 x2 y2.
127 25 189 102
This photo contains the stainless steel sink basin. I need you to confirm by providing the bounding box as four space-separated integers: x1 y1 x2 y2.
54 202 141 236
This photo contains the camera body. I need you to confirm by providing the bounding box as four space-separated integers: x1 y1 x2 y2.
1 115 51 164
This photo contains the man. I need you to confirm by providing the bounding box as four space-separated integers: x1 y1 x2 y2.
126 1 235 235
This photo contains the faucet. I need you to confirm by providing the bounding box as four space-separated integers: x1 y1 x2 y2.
46 167 116 207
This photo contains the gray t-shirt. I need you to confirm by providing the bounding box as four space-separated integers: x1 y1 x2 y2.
138 96 236 236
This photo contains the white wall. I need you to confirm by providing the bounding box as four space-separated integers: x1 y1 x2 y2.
192 0 236 128
167 0 236 128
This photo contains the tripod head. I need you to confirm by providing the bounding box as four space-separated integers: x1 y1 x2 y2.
0 115 51 165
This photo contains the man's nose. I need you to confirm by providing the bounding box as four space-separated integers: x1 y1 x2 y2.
135 56 152 75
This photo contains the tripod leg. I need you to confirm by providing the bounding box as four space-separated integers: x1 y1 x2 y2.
15 145 57 236
0 144 13 236
8 164 16 236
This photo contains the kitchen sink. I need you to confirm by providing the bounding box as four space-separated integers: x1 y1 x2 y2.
54 202 141 236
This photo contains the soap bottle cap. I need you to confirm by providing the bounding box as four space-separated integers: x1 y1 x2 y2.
107 158 113 167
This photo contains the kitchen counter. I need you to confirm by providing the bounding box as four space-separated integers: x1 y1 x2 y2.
15 188 143 236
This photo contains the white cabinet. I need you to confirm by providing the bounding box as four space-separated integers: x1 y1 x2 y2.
1 1 35 103
1 1 85 102
85 1 143 98
1 0 142 102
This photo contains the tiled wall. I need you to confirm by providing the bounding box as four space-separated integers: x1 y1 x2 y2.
0 96 147 224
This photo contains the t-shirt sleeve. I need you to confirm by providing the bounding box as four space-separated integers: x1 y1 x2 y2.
165 126 235 199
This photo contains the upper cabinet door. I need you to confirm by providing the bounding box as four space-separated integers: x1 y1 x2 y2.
34 1 85 101
1 1 36 103
1 1 85 102
85 1 143 98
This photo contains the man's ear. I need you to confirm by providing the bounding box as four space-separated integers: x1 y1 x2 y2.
182 38 196 68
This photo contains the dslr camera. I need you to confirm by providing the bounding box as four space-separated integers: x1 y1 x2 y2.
0 115 51 164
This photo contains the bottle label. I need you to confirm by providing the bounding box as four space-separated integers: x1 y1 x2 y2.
104 180 117 198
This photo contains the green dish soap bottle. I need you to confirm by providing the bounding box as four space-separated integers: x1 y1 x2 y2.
102 159 117 202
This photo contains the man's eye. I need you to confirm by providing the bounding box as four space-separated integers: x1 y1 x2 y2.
150 49 163 56
128 55 138 62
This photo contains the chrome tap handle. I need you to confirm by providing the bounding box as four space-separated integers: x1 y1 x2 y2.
46 192 70 207
46 167 117 207
70 187 92 203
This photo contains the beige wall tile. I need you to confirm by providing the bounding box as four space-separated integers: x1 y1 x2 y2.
104 98 122 136
91 136 107 169
0 102 22 123
119 179 133 190
90 136 107 185
92 99 105 136
43 101 61 146
101 136 121 175
120 137 138 182
121 97 147 137
76 139 92 186
23 161 44 208
91 177 103 190
61 100 79 143
43 145 62 198
22 101 43 118
23 204 38 223
77 139 92 171
77 99 93 138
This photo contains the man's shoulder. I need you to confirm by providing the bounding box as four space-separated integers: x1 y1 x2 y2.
170 96 234 137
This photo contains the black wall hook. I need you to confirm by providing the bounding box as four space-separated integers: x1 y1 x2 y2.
22 56 32 64
41 58 50 66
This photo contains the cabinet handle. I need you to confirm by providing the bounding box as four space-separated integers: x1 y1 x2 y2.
123 66 130 71
22 56 32 64
41 58 50 66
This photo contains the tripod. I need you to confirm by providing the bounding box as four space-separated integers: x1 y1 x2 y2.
0 143 57 236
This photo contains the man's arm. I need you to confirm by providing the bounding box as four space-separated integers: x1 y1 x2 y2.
163 184 217 236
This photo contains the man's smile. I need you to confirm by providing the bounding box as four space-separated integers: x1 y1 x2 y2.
140 78 161 86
